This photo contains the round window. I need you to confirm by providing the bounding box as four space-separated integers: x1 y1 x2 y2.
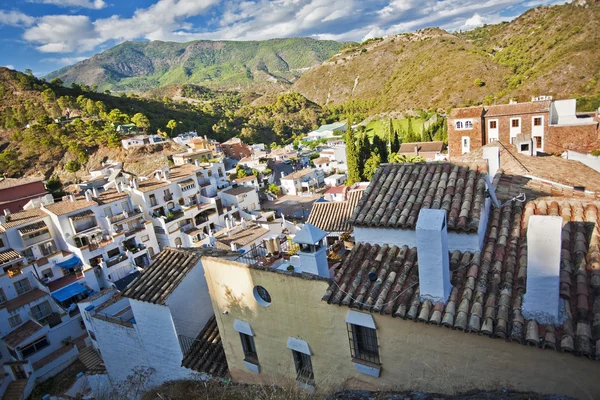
253 285 271 307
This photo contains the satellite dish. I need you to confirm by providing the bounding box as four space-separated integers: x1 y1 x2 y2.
484 174 501 208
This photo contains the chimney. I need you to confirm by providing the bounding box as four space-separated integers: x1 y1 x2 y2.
195 160 200 167
416 209 451 303
225 218 231 230
522 216 562 324
69 194 76 202
163 168 170 180
414 144 419 155
281 171 286 179
92 187 99 197
293 223 329 278
155 171 162 180
85 190 93 202
482 146 500 178
241 219 247 229
116 183 122 193
231 242 237 252
3 209 11 217
132 178 139 189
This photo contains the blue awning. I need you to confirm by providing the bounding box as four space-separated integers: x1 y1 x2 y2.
52 282 88 303
56 256 82 270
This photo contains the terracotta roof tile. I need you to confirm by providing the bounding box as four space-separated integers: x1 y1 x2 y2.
350 163 486 232
282 169 314 180
0 209 46 230
136 177 170 193
17 221 47 234
484 100 552 117
324 195 600 362
222 186 255 196
2 320 43 348
312 157 331 164
95 189 129 205
308 190 363 233
43 197 97 216
181 315 229 377
215 223 269 250
0 249 22 266
399 141 445 153
449 107 484 119
233 175 257 183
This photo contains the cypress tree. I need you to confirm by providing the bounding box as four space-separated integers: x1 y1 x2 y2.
358 133 371 180
372 135 388 163
391 124 401 154
346 116 361 185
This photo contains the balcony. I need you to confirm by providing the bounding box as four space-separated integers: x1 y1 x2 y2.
149 198 158 207
22 231 52 248
108 209 143 224
106 253 128 268
29 310 62 328
164 210 184 222
179 223 194 233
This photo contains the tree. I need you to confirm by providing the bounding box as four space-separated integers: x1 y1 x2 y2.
357 133 371 180
372 135 388 163
403 117 420 143
268 184 280 195
132 113 150 133
363 152 381 181
86 99 98 116
236 168 248 178
166 119 177 136
345 115 360 186
390 153 426 163
57 96 75 118
64 160 81 182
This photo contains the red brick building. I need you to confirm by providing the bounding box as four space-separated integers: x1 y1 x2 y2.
220 138 252 160
448 99 599 158
0 177 47 213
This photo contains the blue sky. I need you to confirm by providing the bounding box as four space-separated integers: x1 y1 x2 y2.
0 0 569 76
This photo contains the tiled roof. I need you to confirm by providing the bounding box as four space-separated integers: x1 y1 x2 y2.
17 221 47 234
222 186 255 196
2 320 43 348
449 107 483 119
122 247 202 304
484 100 552 117
0 209 46 230
282 168 314 180
0 177 44 189
0 249 22 266
324 196 600 360
43 198 97 216
6 288 48 312
350 163 486 232
460 142 600 195
325 185 347 195
181 315 229 377
215 224 269 250
399 141 445 153
308 190 363 233
69 209 95 221
233 175 257 183
169 164 201 181
95 189 128 205
312 157 331 164
136 177 170 193
122 247 237 304
177 178 196 186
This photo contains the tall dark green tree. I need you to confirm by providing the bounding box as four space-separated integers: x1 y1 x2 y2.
346 116 360 186
404 117 420 143
391 126 401 154
372 135 388 163
357 133 371 180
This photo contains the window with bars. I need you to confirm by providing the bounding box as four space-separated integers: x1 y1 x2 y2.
347 323 380 365
240 333 258 365
292 350 314 386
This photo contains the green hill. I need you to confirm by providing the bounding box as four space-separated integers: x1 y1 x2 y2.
45 38 346 93
293 1 600 112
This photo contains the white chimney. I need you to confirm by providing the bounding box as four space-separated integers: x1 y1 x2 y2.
293 223 329 278
132 178 139 189
69 194 76 202
281 171 285 179
116 183 122 193
92 187 99 197
482 146 500 178
85 190 93 202
3 209 11 217
195 160 200 167
522 215 562 324
231 242 237 252
155 171 162 180
225 218 231 229
163 168 170 179
414 145 419 154
416 209 451 303
241 219 247 229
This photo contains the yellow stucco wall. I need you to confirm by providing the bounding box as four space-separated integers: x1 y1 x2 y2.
202 257 600 399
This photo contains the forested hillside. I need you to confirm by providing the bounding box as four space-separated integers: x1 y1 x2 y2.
45 38 346 93
293 0 600 111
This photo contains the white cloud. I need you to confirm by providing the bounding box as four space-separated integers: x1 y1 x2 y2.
0 10 35 27
23 15 101 53
28 0 106 9
41 56 88 65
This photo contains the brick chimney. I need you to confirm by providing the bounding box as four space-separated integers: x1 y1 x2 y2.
522 215 562 324
416 209 451 303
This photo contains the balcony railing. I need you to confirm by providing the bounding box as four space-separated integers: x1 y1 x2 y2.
106 253 128 268
179 223 194 233
22 231 52 247
108 209 142 224
164 210 184 222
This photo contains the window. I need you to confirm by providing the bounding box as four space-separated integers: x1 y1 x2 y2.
141 235 150 242
20 336 49 358
511 119 520 128
174 237 182 247
488 138 497 143
461 136 470 154
347 324 380 365
464 121 473 129
240 333 258 364
8 314 22 328
148 247 155 257
253 285 271 307
520 143 530 152
121 201 131 213
79 318 85 330
489 120 497 129
0 289 5 304
14 278 31 295
31 301 52 321
534 117 543 126
0 237 4 247
104 207 113 218
455 121 463 129
535 136 542 148
293 350 314 386
41 268 54 279
208 170 213 177
106 248 120 258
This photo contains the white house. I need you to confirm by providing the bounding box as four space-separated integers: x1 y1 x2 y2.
280 169 324 196
218 186 260 212
172 131 198 146
306 122 347 141
77 247 238 397
121 135 164 150
324 174 346 187
232 175 260 191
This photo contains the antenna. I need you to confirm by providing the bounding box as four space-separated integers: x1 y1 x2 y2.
484 175 501 208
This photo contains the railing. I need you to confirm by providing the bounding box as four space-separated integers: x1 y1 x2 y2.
180 223 194 233
123 225 144 237
29 311 62 328
94 312 135 327
164 210 184 222
106 253 128 268
109 210 142 224
22 231 52 247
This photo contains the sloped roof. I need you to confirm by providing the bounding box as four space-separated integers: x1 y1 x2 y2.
0 208 46 230
17 221 47 234
312 157 331 164
233 175 257 183
323 195 600 359
95 189 129 205
2 320 43 348
181 315 228 377
308 190 363 233
293 223 327 244
484 100 552 117
399 141 445 153
281 168 314 180
350 163 487 232
215 223 269 250
0 249 22 266
43 197 97 216
222 186 255 196
460 142 600 195
449 107 483 119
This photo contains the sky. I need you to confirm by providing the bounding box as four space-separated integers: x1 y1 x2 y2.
0 0 569 76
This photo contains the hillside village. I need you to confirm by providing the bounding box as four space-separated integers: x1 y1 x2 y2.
0 92 600 399
2 1 600 399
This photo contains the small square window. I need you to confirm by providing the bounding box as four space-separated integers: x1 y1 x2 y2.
520 143 530 152
41 268 54 279
347 323 380 365
535 136 542 148
8 314 21 328
511 119 520 128
534 117 543 126
489 120 497 129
